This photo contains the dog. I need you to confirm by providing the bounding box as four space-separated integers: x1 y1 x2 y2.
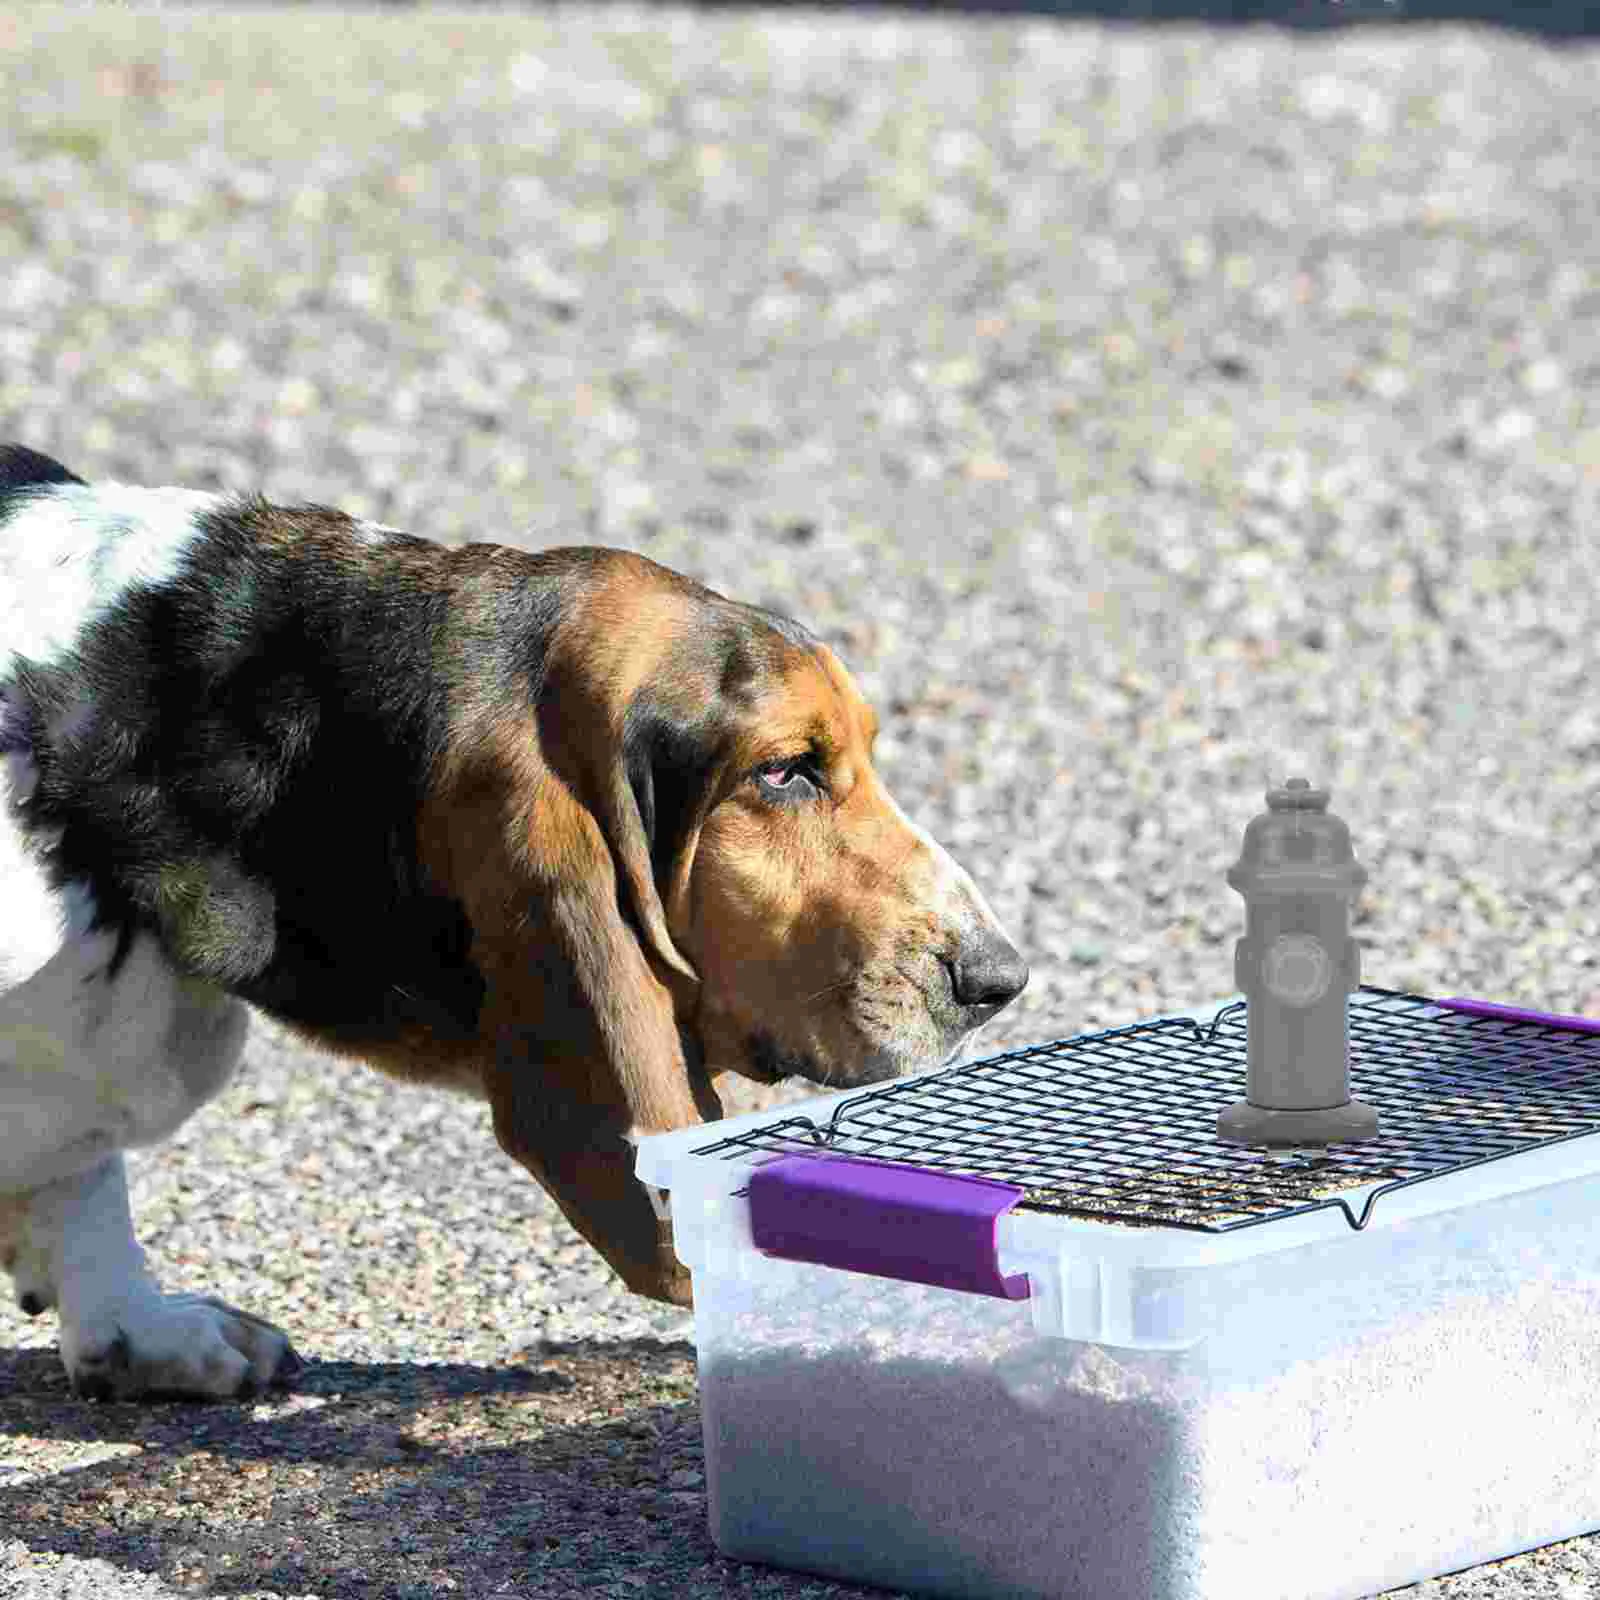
0 444 1027 1401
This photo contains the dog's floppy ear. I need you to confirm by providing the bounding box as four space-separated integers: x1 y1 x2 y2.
423 701 719 1304
588 703 697 989
616 693 727 973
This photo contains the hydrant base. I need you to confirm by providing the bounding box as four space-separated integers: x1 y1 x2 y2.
1217 1097 1380 1147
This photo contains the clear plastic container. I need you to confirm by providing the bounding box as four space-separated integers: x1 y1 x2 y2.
636 999 1600 1600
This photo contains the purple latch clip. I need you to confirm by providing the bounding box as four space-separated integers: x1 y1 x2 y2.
747 1154 1031 1300
1435 997 1600 1036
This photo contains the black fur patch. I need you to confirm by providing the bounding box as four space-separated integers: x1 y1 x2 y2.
10 494 493 1041
622 696 727 891
0 444 84 493
0 687 29 754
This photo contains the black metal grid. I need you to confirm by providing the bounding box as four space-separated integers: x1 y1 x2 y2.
691 986 1600 1234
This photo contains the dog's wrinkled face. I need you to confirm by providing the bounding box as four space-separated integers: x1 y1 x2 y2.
673 629 1027 1089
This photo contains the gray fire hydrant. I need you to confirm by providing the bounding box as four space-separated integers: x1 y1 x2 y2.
1217 777 1380 1146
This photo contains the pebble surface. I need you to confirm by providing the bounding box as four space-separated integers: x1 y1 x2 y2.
4 6 1600 1597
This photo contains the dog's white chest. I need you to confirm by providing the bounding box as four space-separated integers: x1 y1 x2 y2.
0 742 72 994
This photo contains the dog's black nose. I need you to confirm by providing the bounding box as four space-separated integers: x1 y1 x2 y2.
948 938 1029 1013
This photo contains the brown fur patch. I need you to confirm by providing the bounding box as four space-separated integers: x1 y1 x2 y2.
408 581 711 1302
274 540 999 1302
678 641 957 1089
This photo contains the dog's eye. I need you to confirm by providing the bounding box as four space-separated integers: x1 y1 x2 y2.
753 758 820 802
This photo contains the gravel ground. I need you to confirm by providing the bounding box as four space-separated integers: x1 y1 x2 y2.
4 4 1600 1597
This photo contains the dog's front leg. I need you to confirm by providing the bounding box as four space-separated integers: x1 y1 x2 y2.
5 1156 301 1401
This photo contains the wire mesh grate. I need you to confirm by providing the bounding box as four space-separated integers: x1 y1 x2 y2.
691 986 1600 1234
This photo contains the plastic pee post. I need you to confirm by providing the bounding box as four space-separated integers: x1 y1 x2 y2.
1218 777 1380 1146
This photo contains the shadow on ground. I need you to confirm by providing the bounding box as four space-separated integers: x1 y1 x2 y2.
0 1338 801 1598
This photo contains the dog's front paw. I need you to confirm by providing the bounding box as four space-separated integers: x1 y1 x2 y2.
61 1291 303 1402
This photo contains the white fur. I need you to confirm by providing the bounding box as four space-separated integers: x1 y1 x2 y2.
0 481 217 675
889 791 1016 951
0 869 249 1195
0 773 285 1394
9 1157 291 1398
0 481 294 1397
872 793 1023 1072
0 747 69 992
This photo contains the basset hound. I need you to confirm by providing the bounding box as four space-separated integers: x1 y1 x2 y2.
0 443 1027 1401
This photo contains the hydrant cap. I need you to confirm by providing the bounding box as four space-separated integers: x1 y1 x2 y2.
1227 776 1367 896
1267 777 1329 812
